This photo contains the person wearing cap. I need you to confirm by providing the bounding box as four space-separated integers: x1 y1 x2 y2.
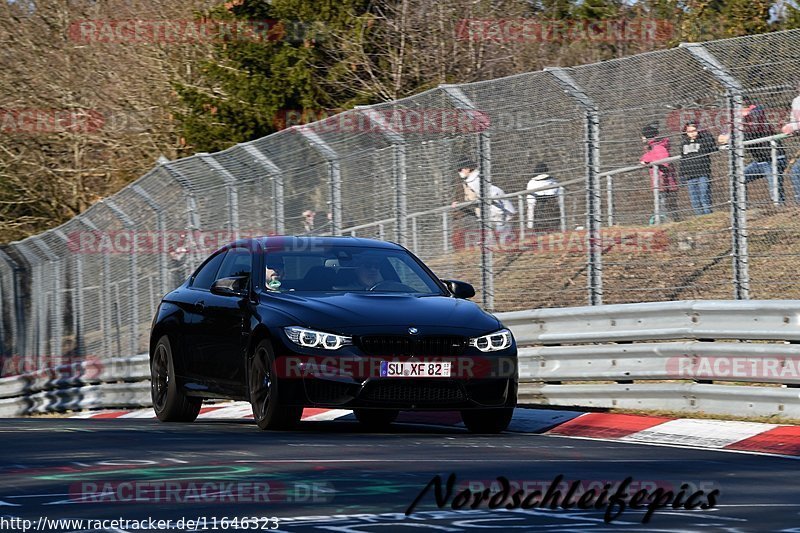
640 123 680 221
525 162 563 231
782 83 800 203
454 158 516 232
265 257 285 290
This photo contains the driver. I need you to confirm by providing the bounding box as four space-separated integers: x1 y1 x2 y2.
335 252 385 290
265 257 285 290
355 255 383 289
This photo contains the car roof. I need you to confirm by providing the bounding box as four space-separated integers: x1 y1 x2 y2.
238 236 405 251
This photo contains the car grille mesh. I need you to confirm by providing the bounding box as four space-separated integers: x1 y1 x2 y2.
363 380 465 403
356 335 468 356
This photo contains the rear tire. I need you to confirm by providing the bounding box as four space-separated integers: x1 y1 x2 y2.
461 407 513 434
354 409 399 431
151 335 201 422
249 340 303 430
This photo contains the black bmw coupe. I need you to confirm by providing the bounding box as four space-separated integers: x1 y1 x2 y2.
149 236 517 433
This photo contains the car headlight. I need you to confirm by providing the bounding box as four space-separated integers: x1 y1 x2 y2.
284 326 352 350
469 329 513 352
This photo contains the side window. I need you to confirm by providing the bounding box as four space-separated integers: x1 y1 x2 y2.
216 247 252 281
192 251 226 290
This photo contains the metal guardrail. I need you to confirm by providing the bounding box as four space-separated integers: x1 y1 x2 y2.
2 300 800 418
0 354 150 416
503 300 800 418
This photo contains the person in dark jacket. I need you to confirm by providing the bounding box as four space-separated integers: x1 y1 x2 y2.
720 99 788 203
679 121 716 215
640 123 680 221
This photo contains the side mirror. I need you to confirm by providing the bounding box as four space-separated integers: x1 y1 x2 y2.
211 276 249 297
442 279 475 299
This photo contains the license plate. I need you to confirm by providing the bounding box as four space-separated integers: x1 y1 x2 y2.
380 361 451 377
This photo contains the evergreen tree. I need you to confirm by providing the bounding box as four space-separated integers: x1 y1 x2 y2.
174 0 373 153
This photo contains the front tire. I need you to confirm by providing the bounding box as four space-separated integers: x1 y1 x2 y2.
354 409 399 431
461 407 514 434
151 335 201 422
249 340 303 430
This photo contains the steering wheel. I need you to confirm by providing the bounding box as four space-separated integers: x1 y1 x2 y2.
367 280 416 292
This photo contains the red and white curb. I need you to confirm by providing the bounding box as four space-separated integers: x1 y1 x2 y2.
72 404 800 457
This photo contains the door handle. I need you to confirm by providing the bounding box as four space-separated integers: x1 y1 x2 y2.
195 300 205 311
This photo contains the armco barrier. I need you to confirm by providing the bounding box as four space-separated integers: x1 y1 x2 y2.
506 300 800 417
2 300 800 418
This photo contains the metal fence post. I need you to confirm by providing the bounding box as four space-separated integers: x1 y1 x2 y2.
104 199 139 357
131 185 168 298
651 165 661 225
355 106 408 245
545 68 603 305
0 249 17 356
683 43 750 300
160 160 203 272
13 243 41 361
200 154 240 240
77 217 111 357
243 144 284 234
298 128 341 235
441 85 495 310
770 140 780 206
31 239 62 359
52 229 79 357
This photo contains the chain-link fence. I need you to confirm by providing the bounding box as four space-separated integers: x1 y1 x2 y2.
2 30 800 371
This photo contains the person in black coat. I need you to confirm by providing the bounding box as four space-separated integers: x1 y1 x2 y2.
679 121 717 215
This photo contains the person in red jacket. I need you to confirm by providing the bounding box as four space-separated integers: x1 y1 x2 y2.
640 123 680 222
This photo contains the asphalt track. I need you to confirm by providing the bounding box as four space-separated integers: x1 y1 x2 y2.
0 416 798 532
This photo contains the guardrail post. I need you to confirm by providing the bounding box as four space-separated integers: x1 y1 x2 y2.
355 106 408 245
242 144 284 235
298 128 341 236
683 43 749 300
199 154 240 240
104 199 139 357
545 68 603 305
441 85 495 310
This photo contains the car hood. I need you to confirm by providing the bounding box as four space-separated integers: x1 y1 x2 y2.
260 292 501 334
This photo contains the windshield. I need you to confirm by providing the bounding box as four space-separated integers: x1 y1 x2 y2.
262 245 445 295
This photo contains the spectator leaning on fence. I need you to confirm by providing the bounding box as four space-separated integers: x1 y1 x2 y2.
719 97 788 204
526 162 563 231
454 158 516 233
640 123 680 221
781 83 800 203
679 121 716 216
